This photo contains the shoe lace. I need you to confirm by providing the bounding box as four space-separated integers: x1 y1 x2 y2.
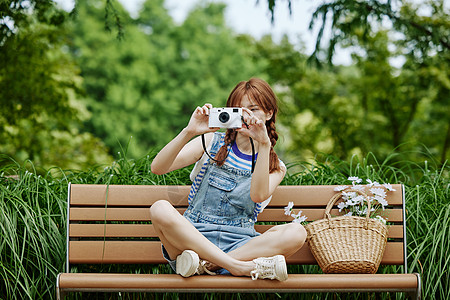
251 258 275 280
196 260 217 276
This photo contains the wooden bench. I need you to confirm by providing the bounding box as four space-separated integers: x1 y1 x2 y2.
56 183 421 299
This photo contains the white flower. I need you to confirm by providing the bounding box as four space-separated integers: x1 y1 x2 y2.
337 201 347 212
284 202 294 216
291 210 308 223
330 180 394 222
383 183 396 191
370 187 386 198
352 195 365 204
334 185 349 191
348 176 362 184
374 195 388 208
290 210 308 223
366 179 380 187
292 215 308 223
343 191 357 199
283 202 308 224
345 199 356 206
352 185 365 192
291 210 303 218
375 215 387 225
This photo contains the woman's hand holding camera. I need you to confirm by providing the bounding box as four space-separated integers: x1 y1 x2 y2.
185 103 218 137
185 103 270 147
237 108 271 147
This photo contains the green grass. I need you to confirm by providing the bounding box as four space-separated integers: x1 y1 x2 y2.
0 152 448 299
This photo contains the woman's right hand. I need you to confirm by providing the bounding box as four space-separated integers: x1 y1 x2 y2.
151 103 216 174
185 103 218 136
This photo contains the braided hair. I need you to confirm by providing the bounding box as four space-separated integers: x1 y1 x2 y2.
214 78 281 173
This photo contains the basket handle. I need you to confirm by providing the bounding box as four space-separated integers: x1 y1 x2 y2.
324 189 371 228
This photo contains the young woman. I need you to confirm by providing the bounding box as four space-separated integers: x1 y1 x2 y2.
150 78 306 281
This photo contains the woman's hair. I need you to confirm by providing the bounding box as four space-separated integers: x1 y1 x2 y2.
214 78 281 173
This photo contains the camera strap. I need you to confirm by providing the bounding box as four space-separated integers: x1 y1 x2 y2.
201 118 256 173
249 137 256 173
201 133 230 164
245 120 256 173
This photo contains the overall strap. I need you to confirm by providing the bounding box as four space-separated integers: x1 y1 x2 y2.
201 133 255 173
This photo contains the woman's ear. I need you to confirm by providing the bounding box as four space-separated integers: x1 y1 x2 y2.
266 110 274 121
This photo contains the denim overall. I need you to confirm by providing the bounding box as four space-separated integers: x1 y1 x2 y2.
162 132 260 273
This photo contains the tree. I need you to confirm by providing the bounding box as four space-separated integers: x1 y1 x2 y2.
263 0 449 64
0 1 72 137
259 0 449 163
68 0 262 158
0 0 112 169
255 28 449 163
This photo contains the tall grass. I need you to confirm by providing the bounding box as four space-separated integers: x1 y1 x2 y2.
0 159 67 299
406 161 450 297
0 152 448 299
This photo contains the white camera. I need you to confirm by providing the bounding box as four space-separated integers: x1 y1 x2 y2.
209 107 242 129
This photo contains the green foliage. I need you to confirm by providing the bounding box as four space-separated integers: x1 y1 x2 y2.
406 163 450 297
0 159 67 299
253 25 449 164
0 0 66 45
263 0 449 63
68 0 262 159
259 0 448 163
2 0 448 169
0 0 112 170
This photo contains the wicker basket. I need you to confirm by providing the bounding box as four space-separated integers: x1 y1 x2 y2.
305 189 388 274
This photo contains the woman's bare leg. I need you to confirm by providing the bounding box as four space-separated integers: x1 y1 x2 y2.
149 200 254 276
228 223 306 260
204 223 306 271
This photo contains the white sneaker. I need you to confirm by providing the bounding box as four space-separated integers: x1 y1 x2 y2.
176 250 200 277
251 255 288 281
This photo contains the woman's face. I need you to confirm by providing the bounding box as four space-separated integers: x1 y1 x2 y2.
239 95 273 122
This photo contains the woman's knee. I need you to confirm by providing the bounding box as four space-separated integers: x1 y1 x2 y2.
277 223 307 251
149 200 176 224
289 223 307 246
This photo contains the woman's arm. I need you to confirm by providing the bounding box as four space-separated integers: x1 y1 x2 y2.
249 141 286 203
151 104 216 175
237 108 286 202
150 129 201 175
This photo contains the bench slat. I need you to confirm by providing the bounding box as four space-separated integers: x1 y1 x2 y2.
70 185 190 206
69 224 405 239
258 208 403 223
69 207 404 222
70 184 404 206
269 185 404 206
58 273 419 292
68 241 404 265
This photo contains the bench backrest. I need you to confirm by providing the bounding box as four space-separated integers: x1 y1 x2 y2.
66 184 407 272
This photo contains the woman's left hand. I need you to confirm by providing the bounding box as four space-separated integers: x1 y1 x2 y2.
237 108 271 146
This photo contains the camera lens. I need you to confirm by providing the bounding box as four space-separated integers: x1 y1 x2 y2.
218 112 230 123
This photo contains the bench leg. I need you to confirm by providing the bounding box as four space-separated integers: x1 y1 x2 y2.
407 291 420 300
56 273 65 300
56 289 66 300
407 273 422 300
